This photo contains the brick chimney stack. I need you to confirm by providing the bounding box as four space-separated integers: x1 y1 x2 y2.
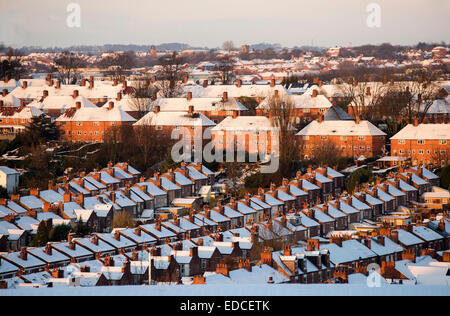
318 113 324 123
270 79 275 87
187 91 192 101
203 80 208 88
117 92 122 101
312 90 318 98
108 102 114 111
19 248 27 261
76 102 82 110
73 90 79 99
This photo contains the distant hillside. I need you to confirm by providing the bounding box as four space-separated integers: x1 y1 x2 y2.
17 43 209 54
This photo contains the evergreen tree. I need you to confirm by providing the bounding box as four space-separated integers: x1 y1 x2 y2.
346 168 374 193
438 165 450 191
49 224 72 242
30 221 49 247
73 219 90 237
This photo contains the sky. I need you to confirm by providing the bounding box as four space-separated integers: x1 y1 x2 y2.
0 0 449 49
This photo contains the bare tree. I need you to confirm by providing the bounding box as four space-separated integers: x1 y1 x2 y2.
0 47 24 79
339 78 387 120
216 55 234 84
55 51 86 84
307 139 346 167
157 52 184 98
130 78 158 118
374 85 410 137
266 93 298 178
112 211 136 229
395 77 442 124
222 41 235 53
100 51 137 81
134 119 172 168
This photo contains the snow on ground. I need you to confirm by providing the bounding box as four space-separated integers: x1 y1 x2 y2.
1 284 449 296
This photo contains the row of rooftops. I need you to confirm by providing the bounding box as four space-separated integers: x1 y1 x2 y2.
1 217 447 287
0 162 440 245
0 160 445 281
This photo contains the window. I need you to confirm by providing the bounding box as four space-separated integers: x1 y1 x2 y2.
358 136 365 141
418 150 424 155
398 139 405 144
440 140 447 145
321 136 327 140
303 108 310 113
156 126 162 131
201 259 207 269
93 122 100 126
303 136 310 140
417 140 425 145
359 146 365 150
76 122 83 126
340 136 347 141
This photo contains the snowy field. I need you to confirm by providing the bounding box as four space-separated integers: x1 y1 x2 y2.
2 284 449 296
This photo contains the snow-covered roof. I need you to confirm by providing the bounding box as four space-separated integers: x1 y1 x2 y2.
368 236 404 256
320 239 377 265
96 233 137 250
391 124 450 140
394 229 424 246
52 241 94 259
211 116 275 132
134 111 216 127
411 226 443 242
140 223 177 239
150 97 248 112
297 120 386 137
74 236 116 253
1 250 46 269
27 246 71 264
56 105 137 123
182 83 287 98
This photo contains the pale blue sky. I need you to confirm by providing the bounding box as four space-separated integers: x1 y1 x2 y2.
0 0 449 48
